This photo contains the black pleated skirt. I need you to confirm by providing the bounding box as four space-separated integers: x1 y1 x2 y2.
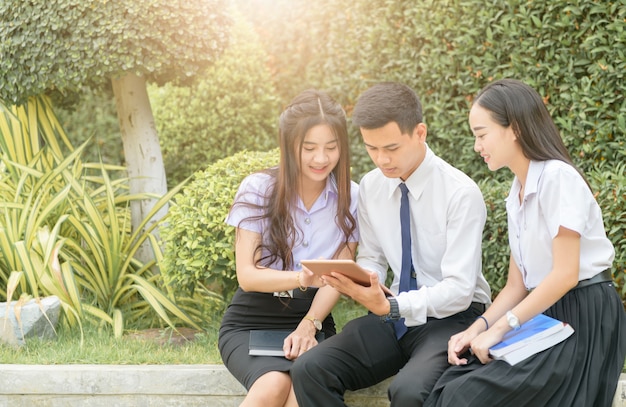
425 281 626 407
218 287 335 389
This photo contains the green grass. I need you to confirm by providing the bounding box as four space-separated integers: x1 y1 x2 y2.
0 296 367 365
0 324 222 364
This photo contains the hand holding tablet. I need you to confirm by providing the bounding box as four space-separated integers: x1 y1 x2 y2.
301 259 393 296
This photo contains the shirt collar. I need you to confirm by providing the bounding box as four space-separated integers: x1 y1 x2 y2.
506 160 545 203
324 172 338 200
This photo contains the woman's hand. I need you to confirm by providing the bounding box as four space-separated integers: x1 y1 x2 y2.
299 267 326 288
466 320 510 364
467 328 505 364
448 327 478 365
447 318 497 365
283 319 321 360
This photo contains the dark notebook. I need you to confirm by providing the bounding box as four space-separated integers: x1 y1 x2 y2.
249 329 325 356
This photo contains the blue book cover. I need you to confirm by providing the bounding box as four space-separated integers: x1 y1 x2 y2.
490 314 568 356
489 314 574 365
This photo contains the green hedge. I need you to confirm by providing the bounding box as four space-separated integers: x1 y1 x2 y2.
161 149 280 299
240 0 624 181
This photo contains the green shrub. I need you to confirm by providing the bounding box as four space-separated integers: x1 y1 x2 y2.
239 0 624 180
150 10 280 187
161 149 280 300
0 96 206 335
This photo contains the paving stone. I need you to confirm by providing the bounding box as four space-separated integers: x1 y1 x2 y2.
0 364 622 406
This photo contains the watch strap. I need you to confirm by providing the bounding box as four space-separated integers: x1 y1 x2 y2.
303 315 322 331
381 297 401 321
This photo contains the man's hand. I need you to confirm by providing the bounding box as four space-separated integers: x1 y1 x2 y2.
322 271 390 315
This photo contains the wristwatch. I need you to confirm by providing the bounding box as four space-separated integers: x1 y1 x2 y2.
303 315 322 331
506 310 521 330
381 297 401 321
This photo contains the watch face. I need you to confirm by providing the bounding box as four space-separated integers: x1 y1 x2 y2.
313 319 322 331
305 315 322 331
506 311 520 329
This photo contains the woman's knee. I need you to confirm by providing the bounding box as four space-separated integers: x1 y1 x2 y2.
245 371 292 406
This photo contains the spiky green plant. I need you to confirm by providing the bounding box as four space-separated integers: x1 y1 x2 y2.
0 95 215 338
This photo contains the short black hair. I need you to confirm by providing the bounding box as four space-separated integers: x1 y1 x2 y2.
351 82 423 134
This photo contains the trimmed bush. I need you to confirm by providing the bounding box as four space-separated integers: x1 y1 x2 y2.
161 149 280 300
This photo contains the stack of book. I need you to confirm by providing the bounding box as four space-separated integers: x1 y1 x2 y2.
489 314 574 365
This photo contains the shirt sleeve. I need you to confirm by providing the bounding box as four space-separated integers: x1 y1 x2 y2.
355 177 389 282
225 173 270 233
538 166 591 238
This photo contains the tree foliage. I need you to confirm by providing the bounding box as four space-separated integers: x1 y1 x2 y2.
150 10 280 186
0 0 233 266
0 0 231 106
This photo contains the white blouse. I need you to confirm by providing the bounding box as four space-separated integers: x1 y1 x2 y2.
506 160 614 289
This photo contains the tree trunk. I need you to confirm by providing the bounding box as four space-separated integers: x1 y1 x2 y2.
111 72 168 268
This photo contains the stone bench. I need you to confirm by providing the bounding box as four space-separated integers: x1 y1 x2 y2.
0 364 623 406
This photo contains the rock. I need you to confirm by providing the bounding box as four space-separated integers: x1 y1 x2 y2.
0 296 61 346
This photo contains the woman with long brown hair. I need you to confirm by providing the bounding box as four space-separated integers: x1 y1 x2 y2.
218 89 358 407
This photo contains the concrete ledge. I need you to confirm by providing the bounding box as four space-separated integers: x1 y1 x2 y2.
0 364 623 406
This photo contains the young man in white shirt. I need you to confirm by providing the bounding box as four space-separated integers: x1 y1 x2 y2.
291 82 492 406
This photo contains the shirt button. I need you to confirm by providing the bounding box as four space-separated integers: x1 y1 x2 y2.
303 241 309 248
304 218 311 224
296 262 302 268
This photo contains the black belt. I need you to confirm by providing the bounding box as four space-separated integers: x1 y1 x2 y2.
572 269 612 290
274 287 318 300
470 301 486 313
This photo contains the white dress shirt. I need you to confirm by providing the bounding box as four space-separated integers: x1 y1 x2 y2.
357 146 491 326
506 160 614 289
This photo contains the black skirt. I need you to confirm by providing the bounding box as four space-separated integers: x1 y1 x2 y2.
425 281 626 407
218 287 335 389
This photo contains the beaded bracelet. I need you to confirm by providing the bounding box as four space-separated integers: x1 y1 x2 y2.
297 271 308 292
476 315 489 330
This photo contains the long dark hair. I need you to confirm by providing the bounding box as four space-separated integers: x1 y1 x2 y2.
474 79 589 186
236 89 356 270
